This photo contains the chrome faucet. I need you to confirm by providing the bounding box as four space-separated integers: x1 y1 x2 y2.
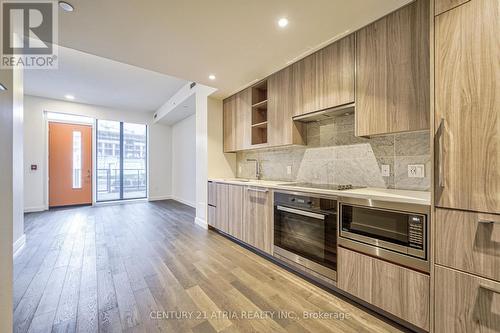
246 158 261 180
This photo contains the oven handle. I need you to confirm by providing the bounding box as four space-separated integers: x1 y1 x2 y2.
277 205 325 220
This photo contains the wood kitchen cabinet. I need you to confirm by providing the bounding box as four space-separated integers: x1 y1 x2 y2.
435 265 500 333
244 186 273 254
292 35 355 117
223 88 251 152
215 183 229 233
267 67 306 147
435 0 470 15
227 184 244 240
434 0 499 214
338 247 430 330
355 0 430 137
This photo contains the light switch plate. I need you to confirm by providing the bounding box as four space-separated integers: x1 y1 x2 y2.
287 165 292 175
408 164 425 178
381 164 390 177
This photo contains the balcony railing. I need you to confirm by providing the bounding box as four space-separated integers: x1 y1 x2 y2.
97 168 146 199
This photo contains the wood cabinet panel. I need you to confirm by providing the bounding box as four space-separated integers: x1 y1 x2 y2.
207 181 216 207
292 35 355 117
338 247 429 330
244 187 273 254
435 265 500 333
267 67 305 147
355 0 430 136
227 184 244 240
435 208 500 281
208 205 216 228
435 0 470 15
222 96 236 153
223 88 251 152
215 183 229 233
434 0 500 214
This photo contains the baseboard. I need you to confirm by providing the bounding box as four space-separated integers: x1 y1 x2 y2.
171 196 196 208
148 195 173 202
13 234 26 257
195 217 208 229
24 205 46 213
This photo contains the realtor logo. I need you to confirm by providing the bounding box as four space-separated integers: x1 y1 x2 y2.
1 0 58 69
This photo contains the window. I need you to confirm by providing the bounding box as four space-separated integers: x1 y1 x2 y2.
72 131 82 189
96 120 147 201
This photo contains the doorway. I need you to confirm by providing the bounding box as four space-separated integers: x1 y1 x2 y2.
48 122 93 207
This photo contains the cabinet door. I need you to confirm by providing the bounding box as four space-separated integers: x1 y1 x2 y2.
244 187 273 254
208 205 216 228
435 265 500 333
215 183 228 233
267 67 305 147
227 184 244 239
355 0 430 136
207 181 216 207
434 0 500 213
292 36 355 117
235 88 252 150
223 96 236 153
435 208 500 281
338 247 430 330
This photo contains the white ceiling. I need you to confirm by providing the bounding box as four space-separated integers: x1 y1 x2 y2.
24 46 188 112
57 0 413 99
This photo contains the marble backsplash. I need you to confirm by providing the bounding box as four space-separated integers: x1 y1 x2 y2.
236 114 430 191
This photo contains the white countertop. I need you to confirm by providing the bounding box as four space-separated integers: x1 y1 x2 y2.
208 178 431 206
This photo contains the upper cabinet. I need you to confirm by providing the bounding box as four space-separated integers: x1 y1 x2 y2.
434 0 499 214
267 67 306 147
355 0 430 137
223 88 251 152
292 35 355 116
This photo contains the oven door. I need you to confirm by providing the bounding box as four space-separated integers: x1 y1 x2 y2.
339 203 426 260
274 205 337 276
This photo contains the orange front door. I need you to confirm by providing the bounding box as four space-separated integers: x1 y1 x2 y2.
49 122 92 207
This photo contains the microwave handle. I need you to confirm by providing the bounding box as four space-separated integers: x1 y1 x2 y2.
277 205 325 220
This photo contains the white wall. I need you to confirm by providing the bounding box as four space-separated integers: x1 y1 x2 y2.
207 97 236 179
171 114 196 207
23 95 172 210
13 66 25 252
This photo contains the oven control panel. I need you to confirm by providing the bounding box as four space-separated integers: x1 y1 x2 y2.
408 215 424 250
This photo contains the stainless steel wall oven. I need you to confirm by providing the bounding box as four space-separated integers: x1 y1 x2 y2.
273 191 338 281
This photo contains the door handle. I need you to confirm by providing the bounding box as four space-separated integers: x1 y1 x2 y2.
480 283 500 294
437 118 445 188
247 188 268 193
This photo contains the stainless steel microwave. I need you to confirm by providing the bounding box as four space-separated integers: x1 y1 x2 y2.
338 197 430 272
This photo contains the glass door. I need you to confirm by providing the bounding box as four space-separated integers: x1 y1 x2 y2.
96 120 147 202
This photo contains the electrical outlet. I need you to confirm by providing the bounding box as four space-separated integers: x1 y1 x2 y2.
287 165 292 175
408 164 425 178
381 164 390 177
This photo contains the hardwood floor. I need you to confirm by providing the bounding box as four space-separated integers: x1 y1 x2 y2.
14 200 403 333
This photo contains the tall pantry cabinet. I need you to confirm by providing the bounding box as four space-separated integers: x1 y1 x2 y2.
433 0 500 332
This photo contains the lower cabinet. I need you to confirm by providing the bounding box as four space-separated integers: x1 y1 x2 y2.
209 182 273 255
435 265 500 333
338 247 429 331
244 187 273 255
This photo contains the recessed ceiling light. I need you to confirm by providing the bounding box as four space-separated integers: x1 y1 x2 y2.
208 74 216 80
58 1 74 12
278 18 289 28
65 94 75 100
0 83 7 91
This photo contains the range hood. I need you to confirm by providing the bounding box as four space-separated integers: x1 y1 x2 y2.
293 102 355 122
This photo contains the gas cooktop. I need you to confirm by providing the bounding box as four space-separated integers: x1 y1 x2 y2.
280 183 366 191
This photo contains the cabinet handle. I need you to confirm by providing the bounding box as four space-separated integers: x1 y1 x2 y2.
437 118 445 188
478 219 500 225
480 283 500 294
247 188 268 193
